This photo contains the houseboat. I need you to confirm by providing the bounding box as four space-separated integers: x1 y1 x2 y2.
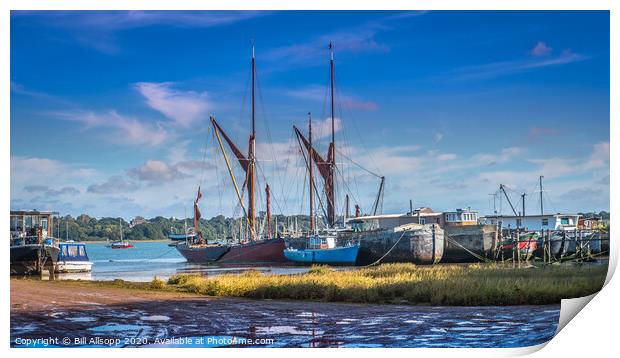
10 210 60 275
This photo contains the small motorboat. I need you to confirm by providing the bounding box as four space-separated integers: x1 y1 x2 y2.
56 242 93 273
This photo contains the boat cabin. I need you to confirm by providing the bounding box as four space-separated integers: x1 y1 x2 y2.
308 235 336 249
10 210 58 246
481 214 580 231
58 243 90 262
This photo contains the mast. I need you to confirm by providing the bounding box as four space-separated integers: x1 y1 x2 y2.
265 184 271 239
119 218 123 241
327 42 336 228
499 184 518 216
521 193 526 216
248 42 257 237
344 194 350 223
539 175 544 216
308 112 315 233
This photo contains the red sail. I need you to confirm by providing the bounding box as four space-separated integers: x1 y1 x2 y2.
194 186 202 233
294 125 335 226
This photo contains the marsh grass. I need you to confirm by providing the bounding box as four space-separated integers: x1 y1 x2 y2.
163 263 607 306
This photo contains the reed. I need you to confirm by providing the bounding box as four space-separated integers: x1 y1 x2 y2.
164 263 607 306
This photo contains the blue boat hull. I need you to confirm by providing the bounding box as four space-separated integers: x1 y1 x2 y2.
284 245 359 265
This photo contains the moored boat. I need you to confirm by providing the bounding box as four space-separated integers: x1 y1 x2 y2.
284 235 359 265
338 219 444 265
107 218 134 249
175 242 230 263
218 237 286 264
56 242 93 273
10 210 60 275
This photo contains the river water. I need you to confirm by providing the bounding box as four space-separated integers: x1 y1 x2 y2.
61 241 316 281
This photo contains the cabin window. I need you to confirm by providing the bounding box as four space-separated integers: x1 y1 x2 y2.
68 245 78 257
79 246 86 256
542 218 549 226
62 246 68 257
420 218 426 224
561 218 570 225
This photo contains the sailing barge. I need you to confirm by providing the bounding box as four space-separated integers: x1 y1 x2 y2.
175 44 286 264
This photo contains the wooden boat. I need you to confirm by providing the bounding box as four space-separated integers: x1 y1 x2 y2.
284 235 359 265
497 232 538 261
285 110 360 266
205 44 288 264
218 237 286 264
174 187 232 263
56 242 93 273
175 242 230 263
338 221 444 265
10 241 59 275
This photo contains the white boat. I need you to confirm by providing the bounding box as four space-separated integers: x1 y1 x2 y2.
56 242 93 273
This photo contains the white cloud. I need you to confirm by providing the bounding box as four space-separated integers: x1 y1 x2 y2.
135 82 211 127
128 160 191 184
54 110 168 146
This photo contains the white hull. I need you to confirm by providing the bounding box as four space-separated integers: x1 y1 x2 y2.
56 260 93 273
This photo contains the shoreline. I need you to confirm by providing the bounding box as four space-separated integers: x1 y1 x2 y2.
78 239 170 243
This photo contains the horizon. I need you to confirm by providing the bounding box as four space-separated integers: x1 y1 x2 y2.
10 10 610 220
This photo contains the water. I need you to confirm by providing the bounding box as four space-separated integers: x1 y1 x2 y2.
63 241 315 281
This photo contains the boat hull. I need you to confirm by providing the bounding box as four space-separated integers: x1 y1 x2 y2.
56 261 93 273
175 243 230 263
10 244 59 275
338 224 444 265
218 238 287 264
442 225 498 263
284 245 360 265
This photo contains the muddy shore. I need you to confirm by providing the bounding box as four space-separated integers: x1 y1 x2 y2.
11 279 559 348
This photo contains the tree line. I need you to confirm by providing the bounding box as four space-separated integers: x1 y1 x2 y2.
53 214 312 242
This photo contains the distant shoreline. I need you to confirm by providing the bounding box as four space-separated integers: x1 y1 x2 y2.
79 239 170 244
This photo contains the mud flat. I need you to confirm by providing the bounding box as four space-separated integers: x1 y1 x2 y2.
11 279 560 348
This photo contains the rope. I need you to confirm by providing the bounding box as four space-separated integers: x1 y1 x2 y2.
363 229 407 267
444 232 493 263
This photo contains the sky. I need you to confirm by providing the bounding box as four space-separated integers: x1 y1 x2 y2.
10 10 610 220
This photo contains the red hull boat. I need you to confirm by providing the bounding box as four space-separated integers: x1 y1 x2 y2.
110 241 134 249
218 238 287 264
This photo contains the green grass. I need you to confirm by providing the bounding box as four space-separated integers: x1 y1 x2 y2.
162 263 607 306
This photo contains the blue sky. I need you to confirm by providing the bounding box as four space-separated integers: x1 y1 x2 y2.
10 10 610 219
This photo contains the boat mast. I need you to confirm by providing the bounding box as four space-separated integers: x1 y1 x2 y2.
539 175 544 215
308 112 315 233
248 42 257 238
327 42 336 228
265 184 271 239
119 218 123 241
499 184 518 216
